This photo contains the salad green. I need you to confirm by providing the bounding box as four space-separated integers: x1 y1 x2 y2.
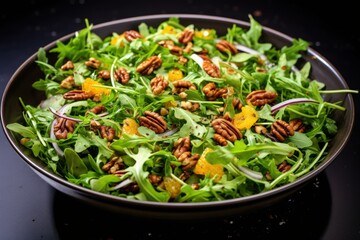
7 16 358 202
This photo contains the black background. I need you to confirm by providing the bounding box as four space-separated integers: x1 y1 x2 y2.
1 0 359 239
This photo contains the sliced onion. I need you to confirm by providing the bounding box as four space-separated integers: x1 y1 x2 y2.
233 43 268 62
271 98 318 113
111 178 133 190
49 107 82 122
216 39 300 72
49 102 110 157
158 127 179 137
50 105 68 157
238 166 263 180
50 120 65 157
190 53 204 69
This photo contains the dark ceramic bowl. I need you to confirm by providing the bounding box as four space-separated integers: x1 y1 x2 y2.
1 14 355 220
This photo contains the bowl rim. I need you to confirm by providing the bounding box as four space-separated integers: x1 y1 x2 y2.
1 13 355 209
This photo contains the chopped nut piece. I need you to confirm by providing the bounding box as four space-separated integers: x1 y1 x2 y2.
183 42 193 53
60 76 75 89
61 60 74 70
85 57 101 69
255 125 268 134
180 101 200 112
178 55 188 65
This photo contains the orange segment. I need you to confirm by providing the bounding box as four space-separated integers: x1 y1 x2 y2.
82 78 111 100
193 148 224 181
111 34 125 47
168 68 183 82
163 176 182 199
233 105 259 130
122 118 139 136
161 25 177 35
194 29 215 40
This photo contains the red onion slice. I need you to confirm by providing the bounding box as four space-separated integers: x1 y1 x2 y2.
271 98 318 113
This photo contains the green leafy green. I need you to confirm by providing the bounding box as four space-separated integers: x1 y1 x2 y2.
6 16 357 203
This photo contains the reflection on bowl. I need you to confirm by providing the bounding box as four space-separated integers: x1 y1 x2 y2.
0 14 355 219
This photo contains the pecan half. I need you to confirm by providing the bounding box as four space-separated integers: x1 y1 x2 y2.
172 137 191 159
102 156 125 174
181 153 200 171
136 56 162 75
203 60 221 78
123 30 143 42
60 76 75 89
98 70 110 80
63 90 95 100
158 40 183 55
139 111 167 134
270 120 294 142
53 117 76 139
246 90 277 107
216 40 238 55
232 97 243 110
85 57 101 69
202 82 227 100
211 118 242 145
61 60 74 70
213 133 228 146
88 105 105 114
114 67 130 84
289 118 306 133
150 76 168 95
178 28 194 44
172 137 199 171
278 161 292 173
172 80 196 94
100 125 116 142
148 174 163 186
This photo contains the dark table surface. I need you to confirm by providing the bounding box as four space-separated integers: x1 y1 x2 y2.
1 1 359 239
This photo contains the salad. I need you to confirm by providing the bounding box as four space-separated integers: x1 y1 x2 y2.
7 16 357 202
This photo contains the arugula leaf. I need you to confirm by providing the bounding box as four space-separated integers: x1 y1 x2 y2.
173 107 207 138
125 147 171 202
